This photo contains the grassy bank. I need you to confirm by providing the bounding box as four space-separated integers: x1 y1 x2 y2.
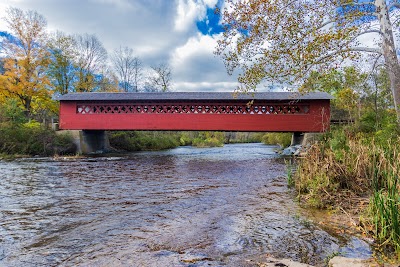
0 126 285 157
295 126 400 261
0 121 76 157
108 131 270 151
261 132 292 148
108 131 182 151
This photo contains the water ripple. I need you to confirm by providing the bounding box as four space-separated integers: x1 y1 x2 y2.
0 144 370 266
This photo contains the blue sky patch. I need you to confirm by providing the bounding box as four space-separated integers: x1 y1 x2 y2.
196 5 223 35
0 31 21 46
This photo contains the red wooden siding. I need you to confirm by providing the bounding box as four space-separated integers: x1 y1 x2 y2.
59 99 330 132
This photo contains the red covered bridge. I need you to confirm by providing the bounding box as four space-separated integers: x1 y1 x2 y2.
59 92 331 132
58 92 332 153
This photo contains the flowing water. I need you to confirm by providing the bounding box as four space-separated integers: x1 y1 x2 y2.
0 143 371 266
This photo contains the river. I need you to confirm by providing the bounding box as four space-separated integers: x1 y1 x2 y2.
0 143 371 266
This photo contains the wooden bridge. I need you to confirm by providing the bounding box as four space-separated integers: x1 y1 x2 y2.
58 92 332 153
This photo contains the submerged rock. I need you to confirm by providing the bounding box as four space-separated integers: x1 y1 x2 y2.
328 256 370 267
260 257 314 267
281 145 302 156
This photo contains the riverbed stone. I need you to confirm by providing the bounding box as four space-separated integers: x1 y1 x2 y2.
260 257 314 267
328 256 367 267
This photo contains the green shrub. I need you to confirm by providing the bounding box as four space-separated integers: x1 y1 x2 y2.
192 137 224 147
53 132 77 155
261 132 292 147
0 122 76 156
0 99 28 124
225 132 264 143
109 131 141 151
179 132 193 145
108 131 180 151
191 131 224 147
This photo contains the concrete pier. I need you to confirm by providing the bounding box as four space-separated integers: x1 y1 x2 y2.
58 130 110 154
291 132 305 146
80 130 111 154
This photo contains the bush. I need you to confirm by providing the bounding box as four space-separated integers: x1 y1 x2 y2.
0 98 28 124
53 132 77 155
261 132 292 147
191 132 224 147
225 132 264 143
179 132 194 146
0 122 76 156
108 131 180 151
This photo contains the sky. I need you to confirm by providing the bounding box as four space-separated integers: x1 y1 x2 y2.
0 0 242 92
0 1 396 93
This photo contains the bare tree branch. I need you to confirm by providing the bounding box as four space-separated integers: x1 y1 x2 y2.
148 63 172 92
111 46 143 92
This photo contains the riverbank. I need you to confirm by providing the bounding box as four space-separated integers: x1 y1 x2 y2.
108 131 270 151
0 112 293 156
293 125 400 264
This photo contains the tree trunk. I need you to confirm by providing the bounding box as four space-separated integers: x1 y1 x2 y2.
376 0 400 124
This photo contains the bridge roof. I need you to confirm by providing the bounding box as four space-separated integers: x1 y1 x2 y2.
57 92 332 101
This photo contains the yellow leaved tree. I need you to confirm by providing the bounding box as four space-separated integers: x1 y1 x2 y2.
0 7 52 118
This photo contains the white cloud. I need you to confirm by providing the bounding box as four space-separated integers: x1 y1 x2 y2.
174 0 218 32
174 81 238 92
88 0 134 10
171 33 237 90
175 0 205 32
0 0 237 92
172 33 216 67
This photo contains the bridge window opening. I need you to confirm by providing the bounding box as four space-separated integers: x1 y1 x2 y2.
76 103 310 115
261 106 266 113
269 106 274 113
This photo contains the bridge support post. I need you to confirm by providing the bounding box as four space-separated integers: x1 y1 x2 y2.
291 132 304 146
80 130 110 154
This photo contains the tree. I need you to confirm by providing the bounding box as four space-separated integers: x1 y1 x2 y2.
0 7 51 117
302 67 368 120
148 63 172 92
73 33 108 92
216 0 400 123
97 67 120 92
47 31 77 95
111 46 143 92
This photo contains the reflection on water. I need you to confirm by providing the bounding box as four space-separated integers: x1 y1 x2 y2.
0 144 371 266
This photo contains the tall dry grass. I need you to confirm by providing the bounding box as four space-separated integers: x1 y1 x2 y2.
295 136 374 208
295 133 400 258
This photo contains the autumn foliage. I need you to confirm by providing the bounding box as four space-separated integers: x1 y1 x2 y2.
216 0 400 123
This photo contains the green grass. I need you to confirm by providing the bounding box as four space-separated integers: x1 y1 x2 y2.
294 127 400 260
108 131 180 151
285 159 295 187
0 122 76 156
